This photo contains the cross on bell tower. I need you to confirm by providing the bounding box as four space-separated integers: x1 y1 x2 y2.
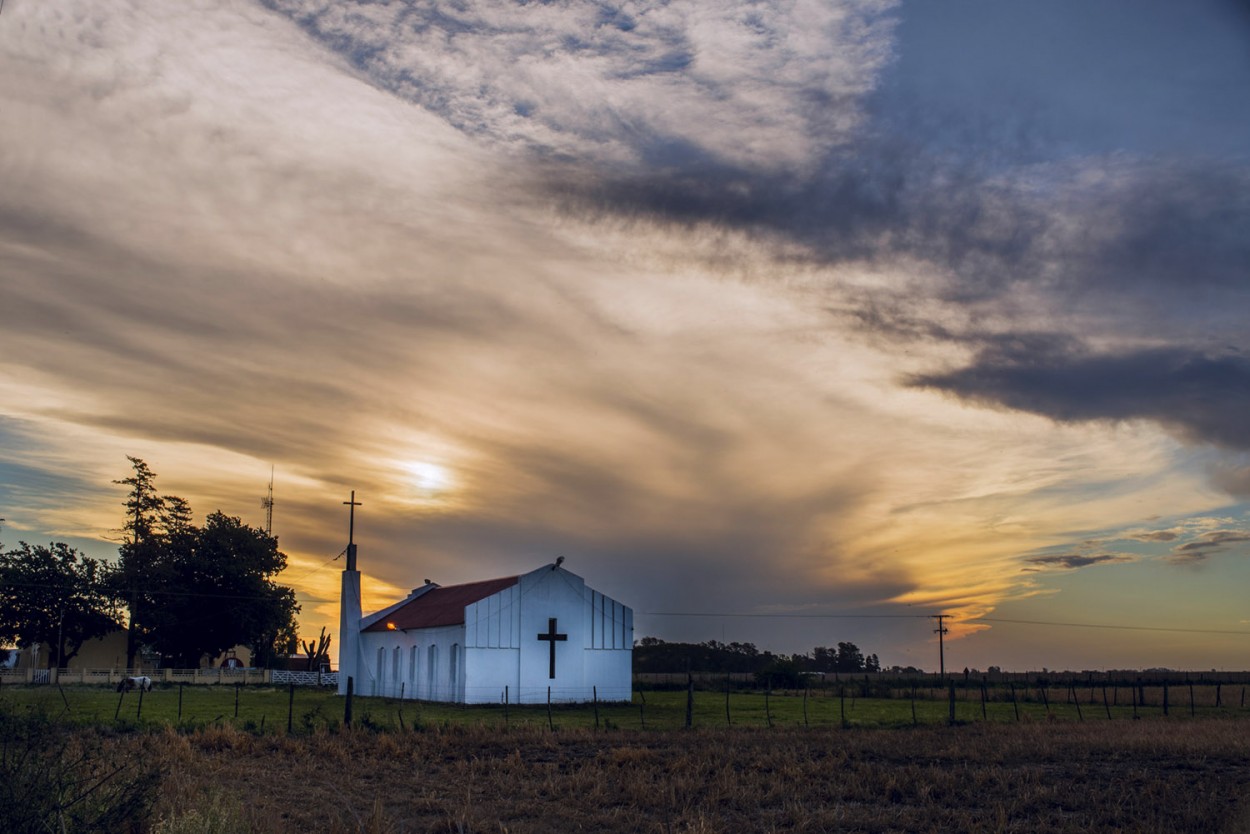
343 491 361 571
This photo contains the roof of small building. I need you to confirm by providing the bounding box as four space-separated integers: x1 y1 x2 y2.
362 575 520 632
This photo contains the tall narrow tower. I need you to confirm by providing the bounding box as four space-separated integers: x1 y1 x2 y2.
337 492 363 697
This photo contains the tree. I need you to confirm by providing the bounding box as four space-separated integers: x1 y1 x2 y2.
301 627 332 672
0 542 122 667
132 511 298 668
111 459 299 669
834 641 866 672
112 456 169 668
114 456 164 546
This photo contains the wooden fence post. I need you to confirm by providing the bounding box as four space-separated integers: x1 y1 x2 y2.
234 682 240 718
910 683 917 726
1102 686 1111 720
287 682 295 734
136 685 145 721
764 677 772 729
504 685 509 727
1070 683 1082 721
803 682 809 728
979 682 987 720
344 676 354 727
947 681 956 725
725 679 731 727
593 686 600 731
1009 682 1019 722
547 685 554 731
178 682 184 721
686 673 694 729
1163 681 1169 716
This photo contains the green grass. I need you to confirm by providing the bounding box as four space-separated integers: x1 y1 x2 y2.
2 681 1243 734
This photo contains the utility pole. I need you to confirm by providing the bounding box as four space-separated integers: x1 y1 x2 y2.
931 614 949 679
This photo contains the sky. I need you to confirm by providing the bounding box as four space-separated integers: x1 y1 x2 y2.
2 0 1249 673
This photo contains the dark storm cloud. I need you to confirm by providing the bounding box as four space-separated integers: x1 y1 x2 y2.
256 0 1250 342
910 342 1250 450
1209 462 1250 498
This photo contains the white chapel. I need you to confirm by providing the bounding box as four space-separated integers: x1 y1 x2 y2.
338 544 633 704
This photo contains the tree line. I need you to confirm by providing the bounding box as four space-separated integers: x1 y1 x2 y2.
0 457 303 669
635 637 881 683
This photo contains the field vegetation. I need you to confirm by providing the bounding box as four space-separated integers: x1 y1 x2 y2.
4 682 1250 832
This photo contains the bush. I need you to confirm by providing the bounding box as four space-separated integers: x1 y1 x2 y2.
0 705 164 833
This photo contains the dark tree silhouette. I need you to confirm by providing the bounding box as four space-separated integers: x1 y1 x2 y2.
0 542 122 667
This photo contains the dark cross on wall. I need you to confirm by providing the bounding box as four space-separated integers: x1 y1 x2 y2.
536 617 567 679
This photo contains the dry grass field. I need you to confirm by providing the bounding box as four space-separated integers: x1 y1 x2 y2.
135 719 1250 833
5 683 1250 833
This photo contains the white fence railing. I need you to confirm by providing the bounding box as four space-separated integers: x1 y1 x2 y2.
272 670 338 687
1 667 275 686
0 668 343 687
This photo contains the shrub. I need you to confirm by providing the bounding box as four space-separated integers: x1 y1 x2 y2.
0 705 164 833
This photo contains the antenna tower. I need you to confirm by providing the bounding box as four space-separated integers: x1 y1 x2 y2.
261 466 274 536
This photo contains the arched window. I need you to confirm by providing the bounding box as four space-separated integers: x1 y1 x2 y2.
427 644 438 699
375 646 385 696
449 642 459 701
392 646 401 695
409 646 419 695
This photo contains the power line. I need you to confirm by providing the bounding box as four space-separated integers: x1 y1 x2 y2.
646 612 929 620
971 616 1250 637
647 610 1250 636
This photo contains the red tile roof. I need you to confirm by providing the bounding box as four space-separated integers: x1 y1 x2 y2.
362 575 519 632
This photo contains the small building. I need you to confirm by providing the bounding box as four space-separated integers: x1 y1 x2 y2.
6 629 255 672
338 560 632 704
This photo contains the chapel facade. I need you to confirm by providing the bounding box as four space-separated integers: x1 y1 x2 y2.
338 558 633 704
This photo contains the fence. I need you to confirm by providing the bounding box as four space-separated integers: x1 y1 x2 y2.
0 667 271 686
271 669 338 687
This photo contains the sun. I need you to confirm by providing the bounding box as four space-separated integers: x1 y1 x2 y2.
404 460 452 494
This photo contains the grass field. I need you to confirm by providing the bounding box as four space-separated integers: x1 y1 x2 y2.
4 683 1250 832
3 680 1245 732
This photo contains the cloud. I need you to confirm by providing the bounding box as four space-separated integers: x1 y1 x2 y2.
1023 552 1134 571
1166 530 1250 565
1128 530 1179 543
1208 460 1250 498
259 0 899 170
3 0 1250 670
910 342 1250 451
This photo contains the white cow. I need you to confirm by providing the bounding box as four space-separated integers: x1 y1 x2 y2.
117 675 152 693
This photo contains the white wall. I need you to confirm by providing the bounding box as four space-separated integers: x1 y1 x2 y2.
358 623 464 701
352 564 633 704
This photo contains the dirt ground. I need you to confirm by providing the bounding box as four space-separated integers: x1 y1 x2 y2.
143 718 1250 833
